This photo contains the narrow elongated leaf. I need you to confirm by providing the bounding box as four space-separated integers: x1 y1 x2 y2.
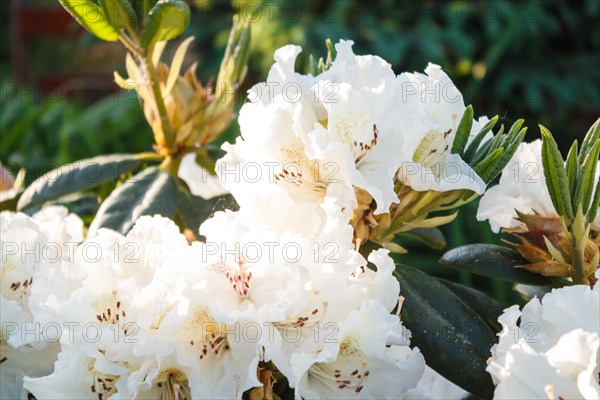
309 54 319 76
540 126 574 219
565 140 579 199
17 154 141 211
216 17 251 88
484 125 505 156
59 0 120 41
579 117 600 164
469 137 495 165
141 0 190 47
99 0 137 29
541 138 563 217
440 244 552 285
451 105 473 155
501 119 525 147
164 36 195 95
89 167 177 235
473 147 504 179
573 140 600 214
463 115 499 163
589 178 600 223
398 227 446 250
394 264 496 398
482 129 526 183
438 278 503 333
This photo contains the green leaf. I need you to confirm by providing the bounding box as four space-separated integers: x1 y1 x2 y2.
89 167 177 235
216 17 251 89
514 283 554 302
484 124 505 156
565 140 579 199
463 115 498 163
17 154 142 211
309 54 319 76
99 0 137 30
164 36 195 95
133 0 156 28
59 0 120 41
438 278 503 333
473 147 504 179
394 264 495 398
579 117 600 164
589 178 600 223
540 125 574 219
501 119 525 147
440 244 552 285
140 0 190 47
177 190 237 239
482 129 526 183
451 105 473 155
193 146 225 176
397 227 446 250
573 140 600 214
468 136 495 166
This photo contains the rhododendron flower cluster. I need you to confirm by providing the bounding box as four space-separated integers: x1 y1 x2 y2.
3 33 598 400
487 282 600 398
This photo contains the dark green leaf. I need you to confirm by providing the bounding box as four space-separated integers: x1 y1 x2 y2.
540 126 574 219
59 0 120 41
394 264 495 398
17 154 141 211
177 190 237 239
469 136 495 166
565 140 579 199
398 227 446 250
89 167 178 235
484 124 505 156
438 278 504 333
451 105 473 155
141 0 190 47
440 244 552 285
133 0 156 28
463 115 498 164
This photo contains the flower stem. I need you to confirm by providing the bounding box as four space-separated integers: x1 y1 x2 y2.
159 156 181 176
140 47 175 155
568 209 590 285
570 234 588 285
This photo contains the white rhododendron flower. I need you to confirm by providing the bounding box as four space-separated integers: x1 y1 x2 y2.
487 283 600 399
477 139 600 232
400 364 468 400
1 207 83 399
296 300 424 399
218 40 400 236
178 153 228 200
394 64 488 194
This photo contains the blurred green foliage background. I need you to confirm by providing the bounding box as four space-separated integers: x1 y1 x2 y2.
1 0 599 305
